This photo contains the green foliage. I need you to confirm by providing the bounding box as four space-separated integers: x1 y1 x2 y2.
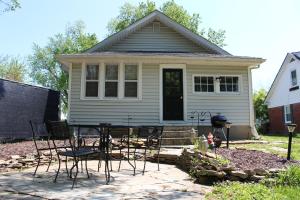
275 165 300 187
0 56 26 82
253 88 268 122
28 21 98 113
107 0 226 47
206 166 300 200
0 0 20 13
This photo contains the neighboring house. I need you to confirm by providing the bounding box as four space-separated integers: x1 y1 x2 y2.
265 52 300 134
0 78 60 140
58 10 265 139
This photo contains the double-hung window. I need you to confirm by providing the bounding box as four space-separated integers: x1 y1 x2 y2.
124 64 138 98
219 76 239 92
291 70 297 87
85 64 99 97
193 76 214 92
105 64 118 97
284 105 292 123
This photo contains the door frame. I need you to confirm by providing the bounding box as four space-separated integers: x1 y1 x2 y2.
159 64 187 123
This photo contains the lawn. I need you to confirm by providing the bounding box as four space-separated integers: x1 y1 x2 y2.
232 134 300 160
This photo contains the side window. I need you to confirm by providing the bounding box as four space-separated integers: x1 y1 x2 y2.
219 76 239 92
194 76 214 92
291 70 297 86
85 65 99 97
284 105 292 123
124 64 138 98
105 64 118 97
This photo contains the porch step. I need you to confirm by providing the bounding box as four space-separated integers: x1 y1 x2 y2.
161 128 197 145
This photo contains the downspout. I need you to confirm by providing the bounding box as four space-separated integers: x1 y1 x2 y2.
248 65 260 139
67 63 72 122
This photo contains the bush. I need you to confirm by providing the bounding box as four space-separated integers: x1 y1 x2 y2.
275 165 300 186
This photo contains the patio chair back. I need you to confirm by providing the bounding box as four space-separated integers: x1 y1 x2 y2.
29 120 49 140
46 120 76 152
138 126 164 138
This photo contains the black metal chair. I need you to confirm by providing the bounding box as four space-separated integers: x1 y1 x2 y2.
30 121 72 176
135 126 164 175
46 120 110 189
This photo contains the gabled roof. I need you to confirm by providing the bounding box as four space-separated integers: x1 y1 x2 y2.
265 52 300 103
85 10 231 55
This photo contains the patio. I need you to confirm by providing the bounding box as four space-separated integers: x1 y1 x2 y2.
0 160 211 200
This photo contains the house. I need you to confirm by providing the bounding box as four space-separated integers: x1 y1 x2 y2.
265 52 300 134
58 10 265 140
0 78 60 140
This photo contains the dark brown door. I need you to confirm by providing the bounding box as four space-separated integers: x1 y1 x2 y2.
163 69 183 120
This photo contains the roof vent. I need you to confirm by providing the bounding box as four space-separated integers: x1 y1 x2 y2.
153 22 160 32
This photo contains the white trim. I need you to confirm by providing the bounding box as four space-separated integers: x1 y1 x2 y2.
67 63 72 122
191 74 242 95
80 62 86 100
290 68 298 87
119 62 124 99
248 66 257 127
138 62 143 100
159 64 187 123
99 63 105 99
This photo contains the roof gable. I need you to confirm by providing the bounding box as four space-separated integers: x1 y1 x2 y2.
266 52 300 102
86 10 230 55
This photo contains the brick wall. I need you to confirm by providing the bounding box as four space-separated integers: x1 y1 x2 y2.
268 103 300 134
268 106 285 134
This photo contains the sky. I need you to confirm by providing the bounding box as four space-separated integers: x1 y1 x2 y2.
1 0 300 91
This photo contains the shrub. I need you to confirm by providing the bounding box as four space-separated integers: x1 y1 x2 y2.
274 165 300 186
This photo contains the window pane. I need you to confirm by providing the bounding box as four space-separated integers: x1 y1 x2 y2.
220 84 226 91
86 82 98 97
226 77 233 84
86 65 98 80
195 85 200 92
105 82 118 97
233 84 238 92
125 65 137 80
125 82 137 97
106 65 118 80
233 77 239 84
194 76 200 84
226 84 233 91
208 77 214 84
201 77 207 84
201 85 207 92
291 70 297 86
208 85 214 92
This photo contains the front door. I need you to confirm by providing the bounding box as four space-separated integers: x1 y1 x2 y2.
163 69 184 120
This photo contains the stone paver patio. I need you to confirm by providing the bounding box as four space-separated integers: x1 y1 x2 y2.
0 160 211 199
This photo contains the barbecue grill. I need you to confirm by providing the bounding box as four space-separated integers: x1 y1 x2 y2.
211 114 227 140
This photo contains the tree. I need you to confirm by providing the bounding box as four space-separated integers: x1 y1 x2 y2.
0 56 26 82
253 89 269 123
107 0 226 47
0 0 20 13
28 21 98 112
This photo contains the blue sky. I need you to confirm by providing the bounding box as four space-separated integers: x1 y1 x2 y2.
1 0 300 90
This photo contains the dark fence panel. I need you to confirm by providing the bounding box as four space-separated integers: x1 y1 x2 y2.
0 79 60 140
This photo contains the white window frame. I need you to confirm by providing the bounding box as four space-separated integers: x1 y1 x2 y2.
81 62 101 100
80 62 142 101
192 74 242 95
104 63 119 99
192 74 215 93
290 69 298 87
124 63 139 99
284 105 292 123
218 75 241 94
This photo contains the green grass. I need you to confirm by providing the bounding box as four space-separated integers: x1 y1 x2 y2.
232 134 300 160
206 166 300 200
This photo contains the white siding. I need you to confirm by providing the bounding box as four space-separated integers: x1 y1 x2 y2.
267 58 300 108
69 63 160 125
69 62 250 126
101 22 213 53
186 65 250 125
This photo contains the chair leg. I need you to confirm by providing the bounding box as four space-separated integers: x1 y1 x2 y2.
54 155 61 183
133 148 137 170
65 156 69 177
80 160 83 173
33 155 41 176
118 149 122 172
46 149 53 172
72 160 79 189
157 149 160 171
142 148 147 175
85 157 90 178
97 159 101 172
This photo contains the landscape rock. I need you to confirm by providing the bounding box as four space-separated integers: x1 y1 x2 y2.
244 169 255 176
10 155 21 160
250 175 266 182
230 171 248 179
254 168 268 176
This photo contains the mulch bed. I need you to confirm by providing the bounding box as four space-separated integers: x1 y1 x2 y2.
216 147 299 171
0 141 39 160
